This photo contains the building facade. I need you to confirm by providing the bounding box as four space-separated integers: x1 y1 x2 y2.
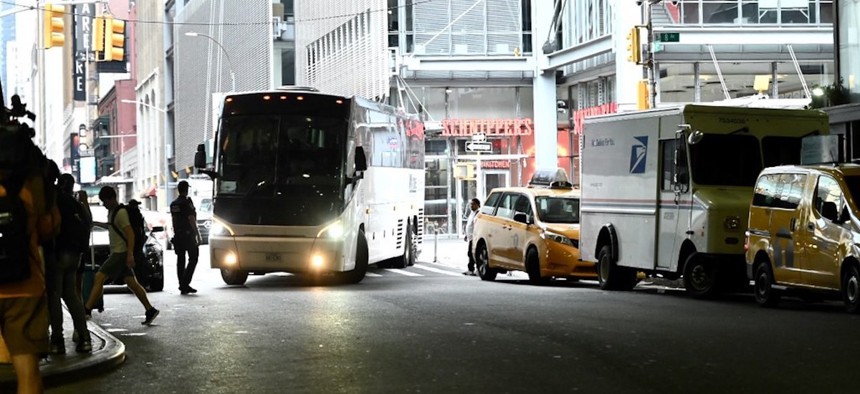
826 2 860 159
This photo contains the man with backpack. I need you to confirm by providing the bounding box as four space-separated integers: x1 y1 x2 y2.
84 186 159 325
47 173 92 354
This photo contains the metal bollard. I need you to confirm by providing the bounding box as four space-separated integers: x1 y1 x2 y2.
427 223 438 263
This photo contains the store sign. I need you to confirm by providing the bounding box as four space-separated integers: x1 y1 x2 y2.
572 103 618 134
441 118 534 137
481 160 510 169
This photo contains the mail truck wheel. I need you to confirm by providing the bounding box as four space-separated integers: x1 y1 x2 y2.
753 262 780 307
526 247 548 285
476 243 497 281
597 245 635 290
842 264 860 314
221 268 248 286
683 253 719 298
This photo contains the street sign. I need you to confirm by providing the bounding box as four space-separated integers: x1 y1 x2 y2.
465 141 492 153
655 32 679 43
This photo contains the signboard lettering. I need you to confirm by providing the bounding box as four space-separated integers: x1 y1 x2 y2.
442 118 533 137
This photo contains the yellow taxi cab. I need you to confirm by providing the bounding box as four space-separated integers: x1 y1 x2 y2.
746 164 860 313
471 169 596 284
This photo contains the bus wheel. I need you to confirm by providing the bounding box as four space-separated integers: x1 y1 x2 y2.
342 230 369 284
683 253 718 298
221 268 248 286
476 243 497 281
392 222 415 269
526 247 547 285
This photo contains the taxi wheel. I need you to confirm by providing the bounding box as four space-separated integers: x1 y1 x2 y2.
525 247 548 285
682 253 719 298
842 264 860 314
476 243 497 281
753 262 780 307
221 268 248 286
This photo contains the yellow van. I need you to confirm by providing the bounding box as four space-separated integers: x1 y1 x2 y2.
471 170 597 284
746 164 860 313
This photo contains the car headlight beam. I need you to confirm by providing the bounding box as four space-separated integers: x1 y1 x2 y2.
317 221 345 239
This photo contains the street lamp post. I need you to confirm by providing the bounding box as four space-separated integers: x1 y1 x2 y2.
185 32 236 92
121 99 172 209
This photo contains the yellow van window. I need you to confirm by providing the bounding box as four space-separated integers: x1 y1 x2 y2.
814 176 843 218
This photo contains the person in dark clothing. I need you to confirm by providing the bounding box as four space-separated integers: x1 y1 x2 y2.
170 181 201 295
48 174 92 354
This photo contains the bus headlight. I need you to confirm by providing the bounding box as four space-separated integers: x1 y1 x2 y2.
724 216 741 231
224 251 238 266
317 221 344 239
210 218 235 236
311 254 325 269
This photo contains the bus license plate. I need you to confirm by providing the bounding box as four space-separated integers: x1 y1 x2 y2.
265 253 281 262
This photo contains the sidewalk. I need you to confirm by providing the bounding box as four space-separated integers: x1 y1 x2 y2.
419 236 470 270
0 306 125 389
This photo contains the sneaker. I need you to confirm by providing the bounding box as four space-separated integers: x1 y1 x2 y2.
84 308 92 319
50 340 65 355
142 308 160 325
462 270 476 276
76 340 92 353
186 286 197 294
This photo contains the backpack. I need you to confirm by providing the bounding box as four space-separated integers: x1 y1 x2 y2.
0 122 35 284
56 192 91 254
110 201 147 260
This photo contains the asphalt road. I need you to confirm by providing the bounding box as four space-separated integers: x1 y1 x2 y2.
47 248 860 393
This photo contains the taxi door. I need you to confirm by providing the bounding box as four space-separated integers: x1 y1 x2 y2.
768 173 806 286
508 193 533 270
802 175 845 289
489 192 519 266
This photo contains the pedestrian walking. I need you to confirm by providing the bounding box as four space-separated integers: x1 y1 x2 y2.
0 122 60 394
170 180 201 295
73 189 91 311
84 186 159 325
47 174 92 354
463 198 480 276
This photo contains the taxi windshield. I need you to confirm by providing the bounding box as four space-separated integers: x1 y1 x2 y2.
535 197 580 224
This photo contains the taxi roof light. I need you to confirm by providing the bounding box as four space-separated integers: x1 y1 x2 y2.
528 168 573 189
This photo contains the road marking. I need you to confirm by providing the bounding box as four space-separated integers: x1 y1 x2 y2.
383 269 423 277
365 272 382 277
412 264 462 276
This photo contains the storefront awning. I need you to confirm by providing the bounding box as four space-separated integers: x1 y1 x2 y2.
140 185 157 198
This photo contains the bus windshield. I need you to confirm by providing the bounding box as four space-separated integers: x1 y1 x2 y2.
215 93 350 226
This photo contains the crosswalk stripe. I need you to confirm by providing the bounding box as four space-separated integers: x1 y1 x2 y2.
412 264 462 276
365 272 382 277
383 269 423 277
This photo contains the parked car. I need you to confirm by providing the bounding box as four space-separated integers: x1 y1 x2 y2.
471 169 597 284
197 197 212 245
82 219 166 292
746 164 860 313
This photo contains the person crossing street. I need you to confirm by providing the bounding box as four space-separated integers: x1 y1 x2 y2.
170 181 201 295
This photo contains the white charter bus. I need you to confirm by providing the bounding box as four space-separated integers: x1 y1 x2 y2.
194 88 425 285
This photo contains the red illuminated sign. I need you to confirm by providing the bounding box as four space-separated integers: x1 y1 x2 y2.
572 103 617 134
441 118 534 137
481 160 511 169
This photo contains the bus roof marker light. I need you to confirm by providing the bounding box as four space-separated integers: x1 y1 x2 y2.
263 95 271 100
280 96 287 100
225 97 233 103
297 96 304 101
335 99 343 104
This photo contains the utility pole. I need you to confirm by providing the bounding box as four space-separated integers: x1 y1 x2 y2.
644 0 658 109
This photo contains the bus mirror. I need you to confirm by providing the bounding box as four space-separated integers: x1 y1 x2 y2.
355 147 368 173
194 144 207 169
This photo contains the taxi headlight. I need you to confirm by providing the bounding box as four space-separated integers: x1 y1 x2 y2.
541 230 575 247
724 216 741 231
210 218 235 236
317 221 344 239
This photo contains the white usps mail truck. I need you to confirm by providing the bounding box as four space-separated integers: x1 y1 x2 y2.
579 104 829 297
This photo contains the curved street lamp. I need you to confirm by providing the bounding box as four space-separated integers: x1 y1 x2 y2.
185 32 237 92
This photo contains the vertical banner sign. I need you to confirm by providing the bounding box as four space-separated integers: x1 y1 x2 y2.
72 4 94 101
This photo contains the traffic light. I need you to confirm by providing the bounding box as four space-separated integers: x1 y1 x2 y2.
626 27 641 64
43 4 65 49
102 17 125 62
93 16 105 53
